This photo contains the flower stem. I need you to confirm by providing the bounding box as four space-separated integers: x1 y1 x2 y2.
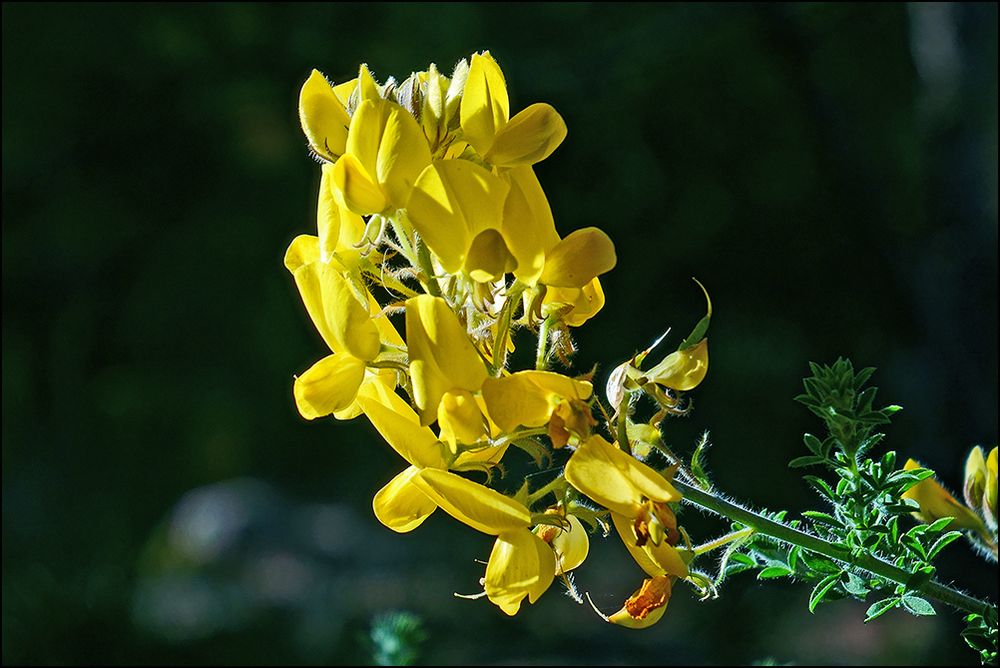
536 317 552 370
414 234 442 297
674 480 995 618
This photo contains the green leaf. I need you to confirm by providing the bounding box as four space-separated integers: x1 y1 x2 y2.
809 573 841 613
804 476 835 501
799 551 843 575
901 596 936 617
842 572 870 597
728 553 756 567
757 566 793 580
926 531 963 560
789 455 825 468
803 433 824 456
865 597 899 622
925 517 954 534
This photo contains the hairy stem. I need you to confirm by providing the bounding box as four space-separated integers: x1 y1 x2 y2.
674 481 995 618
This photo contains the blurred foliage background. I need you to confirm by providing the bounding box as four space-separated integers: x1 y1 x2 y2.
3 3 997 665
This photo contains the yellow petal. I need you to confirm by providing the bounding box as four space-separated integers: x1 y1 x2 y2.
607 576 672 629
332 78 357 107
986 447 997 520
902 459 987 532
537 514 589 574
481 370 592 432
438 389 489 452
544 278 606 327
293 353 366 420
565 436 682 517
373 466 438 533
357 63 381 103
611 512 688 578
485 528 555 616
356 393 445 469
413 468 530 535
284 234 320 274
346 99 384 176
375 104 432 208
486 103 567 167
317 164 341 262
299 69 350 161
291 259 380 360
646 338 709 391
501 167 560 285
540 227 617 289
465 229 517 283
407 160 509 275
965 446 988 510
460 52 509 156
405 295 488 424
331 152 387 216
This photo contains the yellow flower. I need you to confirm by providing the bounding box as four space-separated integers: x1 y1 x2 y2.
565 436 688 578
406 159 515 283
480 370 594 447
460 52 567 167
645 338 709 391
284 234 401 420
413 468 555 615
902 459 988 534
330 65 432 215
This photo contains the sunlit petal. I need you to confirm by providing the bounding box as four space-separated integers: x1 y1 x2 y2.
293 353 366 420
413 468 530 535
299 69 350 161
486 103 567 167
373 466 438 533
540 227 617 289
485 528 555 616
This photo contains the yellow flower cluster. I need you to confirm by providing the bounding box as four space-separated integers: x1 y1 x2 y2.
286 52 711 625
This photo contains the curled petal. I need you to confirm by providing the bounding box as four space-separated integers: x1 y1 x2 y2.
284 234 320 274
485 529 556 616
608 576 672 629
565 436 682 517
293 353 366 420
413 469 530 535
331 152 387 216
373 466 439 533
465 229 517 283
486 103 567 167
646 338 708 391
540 227 617 289
299 69 350 161
481 370 592 433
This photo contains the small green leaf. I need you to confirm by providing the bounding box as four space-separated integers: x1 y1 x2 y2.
926 531 963 559
841 572 870 597
789 456 825 468
901 596 936 616
809 574 841 613
804 476 835 501
925 517 954 533
757 566 793 580
803 433 824 456
865 597 899 622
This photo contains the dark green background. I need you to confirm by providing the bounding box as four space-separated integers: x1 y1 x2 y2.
3 3 997 665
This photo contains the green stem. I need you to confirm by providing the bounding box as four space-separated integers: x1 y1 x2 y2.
535 317 552 370
528 475 566 507
674 481 995 618
414 234 442 297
